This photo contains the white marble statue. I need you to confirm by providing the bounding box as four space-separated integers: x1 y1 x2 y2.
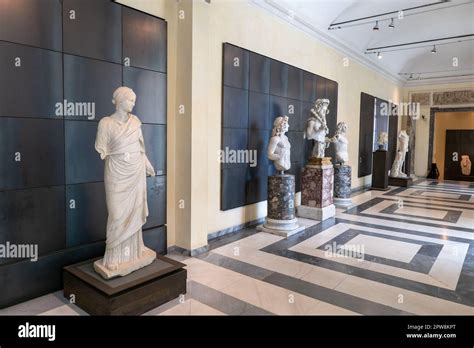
268 116 291 173
328 121 349 165
390 130 409 178
305 99 330 158
461 155 472 176
94 86 156 279
378 131 388 150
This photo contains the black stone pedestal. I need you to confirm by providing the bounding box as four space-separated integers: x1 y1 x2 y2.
63 255 187 315
388 176 413 187
371 150 389 190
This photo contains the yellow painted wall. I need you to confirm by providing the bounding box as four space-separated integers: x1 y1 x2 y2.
433 112 474 180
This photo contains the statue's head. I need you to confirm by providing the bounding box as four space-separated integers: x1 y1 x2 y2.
272 116 289 136
112 86 136 113
378 131 388 145
336 121 347 134
313 99 330 116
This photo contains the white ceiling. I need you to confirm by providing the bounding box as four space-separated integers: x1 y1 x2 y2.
252 0 474 86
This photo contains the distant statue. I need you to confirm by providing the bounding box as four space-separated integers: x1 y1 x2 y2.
268 116 291 174
305 99 330 159
328 122 349 165
94 86 156 279
378 131 388 150
461 155 472 176
390 130 409 178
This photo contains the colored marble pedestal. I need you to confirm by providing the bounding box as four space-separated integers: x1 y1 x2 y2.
257 174 304 237
297 159 336 221
334 164 352 207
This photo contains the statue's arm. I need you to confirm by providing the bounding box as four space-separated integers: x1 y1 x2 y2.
95 120 108 160
267 136 281 161
306 119 316 138
139 128 156 176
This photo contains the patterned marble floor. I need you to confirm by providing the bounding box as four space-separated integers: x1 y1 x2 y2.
1 179 473 315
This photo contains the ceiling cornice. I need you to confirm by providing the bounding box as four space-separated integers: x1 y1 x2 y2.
402 75 474 87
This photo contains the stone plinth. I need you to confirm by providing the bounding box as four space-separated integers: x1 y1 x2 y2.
257 174 304 237
334 164 352 207
297 160 336 221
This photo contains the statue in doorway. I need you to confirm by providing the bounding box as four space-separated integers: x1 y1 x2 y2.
461 155 472 176
390 130 409 178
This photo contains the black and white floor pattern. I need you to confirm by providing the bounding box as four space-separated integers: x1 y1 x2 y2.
1 180 473 315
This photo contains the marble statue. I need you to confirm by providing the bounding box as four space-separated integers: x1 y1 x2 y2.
94 86 156 279
268 116 291 173
378 131 388 150
305 99 330 158
461 155 472 176
328 121 349 165
390 130 409 178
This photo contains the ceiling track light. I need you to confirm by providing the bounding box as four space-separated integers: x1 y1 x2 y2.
431 45 437 53
373 21 379 31
377 52 382 59
388 18 395 29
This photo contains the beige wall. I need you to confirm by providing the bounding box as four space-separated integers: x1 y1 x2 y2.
402 82 474 177
433 112 474 180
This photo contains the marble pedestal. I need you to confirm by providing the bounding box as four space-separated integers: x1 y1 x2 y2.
257 174 304 237
334 164 352 207
297 158 336 221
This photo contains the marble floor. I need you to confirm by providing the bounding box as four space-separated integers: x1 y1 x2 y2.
1 179 473 315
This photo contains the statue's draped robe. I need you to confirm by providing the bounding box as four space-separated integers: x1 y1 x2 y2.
95 114 148 268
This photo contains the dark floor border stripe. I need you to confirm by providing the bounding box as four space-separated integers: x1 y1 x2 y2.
380 196 474 211
197 252 411 315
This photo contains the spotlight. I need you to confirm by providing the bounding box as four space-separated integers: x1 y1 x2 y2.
373 21 379 31
409 73 413 79
388 18 395 28
431 45 437 53
377 52 382 59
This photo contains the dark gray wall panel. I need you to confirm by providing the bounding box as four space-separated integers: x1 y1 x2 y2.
249 91 270 130
0 42 62 118
222 128 248 169
144 176 166 229
315 76 328 100
63 0 121 63
287 131 305 164
249 51 269 94
358 92 375 177
63 54 122 121
223 86 248 129
65 121 104 185
223 43 249 90
0 118 64 190
248 129 271 168
0 186 65 263
288 66 302 100
124 67 166 124
221 166 248 210
270 60 288 97
246 165 269 205
143 226 167 255
0 0 62 51
142 124 166 176
287 99 302 132
303 72 316 102
123 7 167 72
270 95 287 120
66 182 107 248
326 80 338 161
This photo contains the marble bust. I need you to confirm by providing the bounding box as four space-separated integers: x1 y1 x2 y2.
94 86 156 279
390 130 409 178
305 99 330 158
328 121 349 165
268 116 291 173
461 155 471 176
378 131 388 150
